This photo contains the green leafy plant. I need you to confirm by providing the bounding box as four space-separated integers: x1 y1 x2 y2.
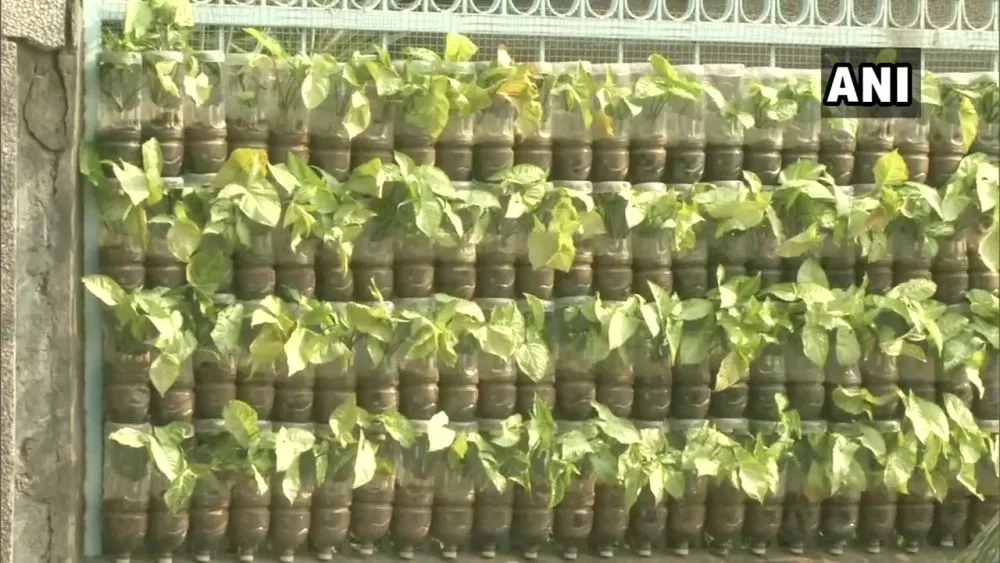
396 33 492 139
923 74 981 155
593 67 641 136
474 295 551 382
735 79 799 131
555 294 644 366
83 275 197 395
201 148 283 248
629 186 705 252
691 175 773 239
475 44 544 136
631 53 724 121
547 62 598 130
121 0 194 51
525 185 604 272
98 51 144 118
109 421 198 513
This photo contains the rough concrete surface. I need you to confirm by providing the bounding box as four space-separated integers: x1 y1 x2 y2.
1 0 85 560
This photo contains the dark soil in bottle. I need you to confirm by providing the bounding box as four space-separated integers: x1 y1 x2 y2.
672 234 708 299
228 477 271 561
628 485 667 556
184 125 228 174
783 340 825 420
707 228 749 284
396 238 436 298
393 470 435 559
820 492 859 555
938 367 974 411
552 140 592 181
933 234 969 304
142 124 184 176
146 223 186 288
665 477 707 555
395 132 436 167
553 476 595 559
704 480 745 555
98 126 142 171
100 238 145 291
897 485 936 553
188 477 230 561
818 138 855 186
271 484 312 561
268 132 310 167
591 139 629 182
439 349 479 423
702 144 743 182
631 229 673 299
352 128 394 169
517 369 556 418
476 236 517 298
274 239 317 298
103 498 148 559
228 125 268 152
477 337 518 420
670 362 711 420
928 145 966 189
516 259 554 299
435 243 477 300
474 484 514 558
553 243 594 298
745 492 784 556
474 143 515 182
105 348 152 423
932 483 970 548
898 345 936 402
235 366 275 420
316 243 355 301
314 358 356 424
355 338 399 414
859 484 897 554
780 143 819 170
898 139 930 184
628 139 666 184
514 137 553 175
513 483 553 558
821 237 857 290
437 138 473 181
352 235 394 301
234 227 276 300
432 471 476 559
398 356 439 420
310 474 352 560
272 367 315 423
852 141 892 184
593 237 632 300
780 491 820 554
310 134 352 181
192 349 237 420
893 239 934 286
593 483 629 557
664 144 707 183
596 353 634 418
150 361 194 424
749 225 782 288
554 336 596 420
351 474 395 555
743 140 782 185
632 344 671 422
747 345 786 421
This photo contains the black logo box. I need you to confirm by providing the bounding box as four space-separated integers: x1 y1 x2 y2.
820 47 923 119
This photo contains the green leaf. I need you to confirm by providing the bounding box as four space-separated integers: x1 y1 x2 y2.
222 400 260 448
835 326 861 366
82 275 126 307
275 426 316 472
353 431 377 488
149 354 182 396
678 298 713 320
165 217 201 262
715 350 748 391
284 327 309 376
515 330 550 382
874 150 908 188
978 222 999 273
444 33 478 63
801 325 829 368
796 258 829 288
343 90 372 140
591 402 640 444
239 184 282 227
607 310 638 351
211 303 245 355
112 161 151 206
857 425 887 459
905 393 950 444
109 427 149 448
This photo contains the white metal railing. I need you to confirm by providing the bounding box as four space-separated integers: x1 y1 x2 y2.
98 0 1000 58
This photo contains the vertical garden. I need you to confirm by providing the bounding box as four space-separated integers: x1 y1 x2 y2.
86 0 1000 560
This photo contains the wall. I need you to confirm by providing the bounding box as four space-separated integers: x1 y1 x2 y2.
1 0 85 561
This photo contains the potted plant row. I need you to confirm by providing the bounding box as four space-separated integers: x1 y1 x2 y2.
100 5 999 186
99 380 999 561
82 139 1000 309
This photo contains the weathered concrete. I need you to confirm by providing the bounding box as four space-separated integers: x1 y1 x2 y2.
0 0 85 560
